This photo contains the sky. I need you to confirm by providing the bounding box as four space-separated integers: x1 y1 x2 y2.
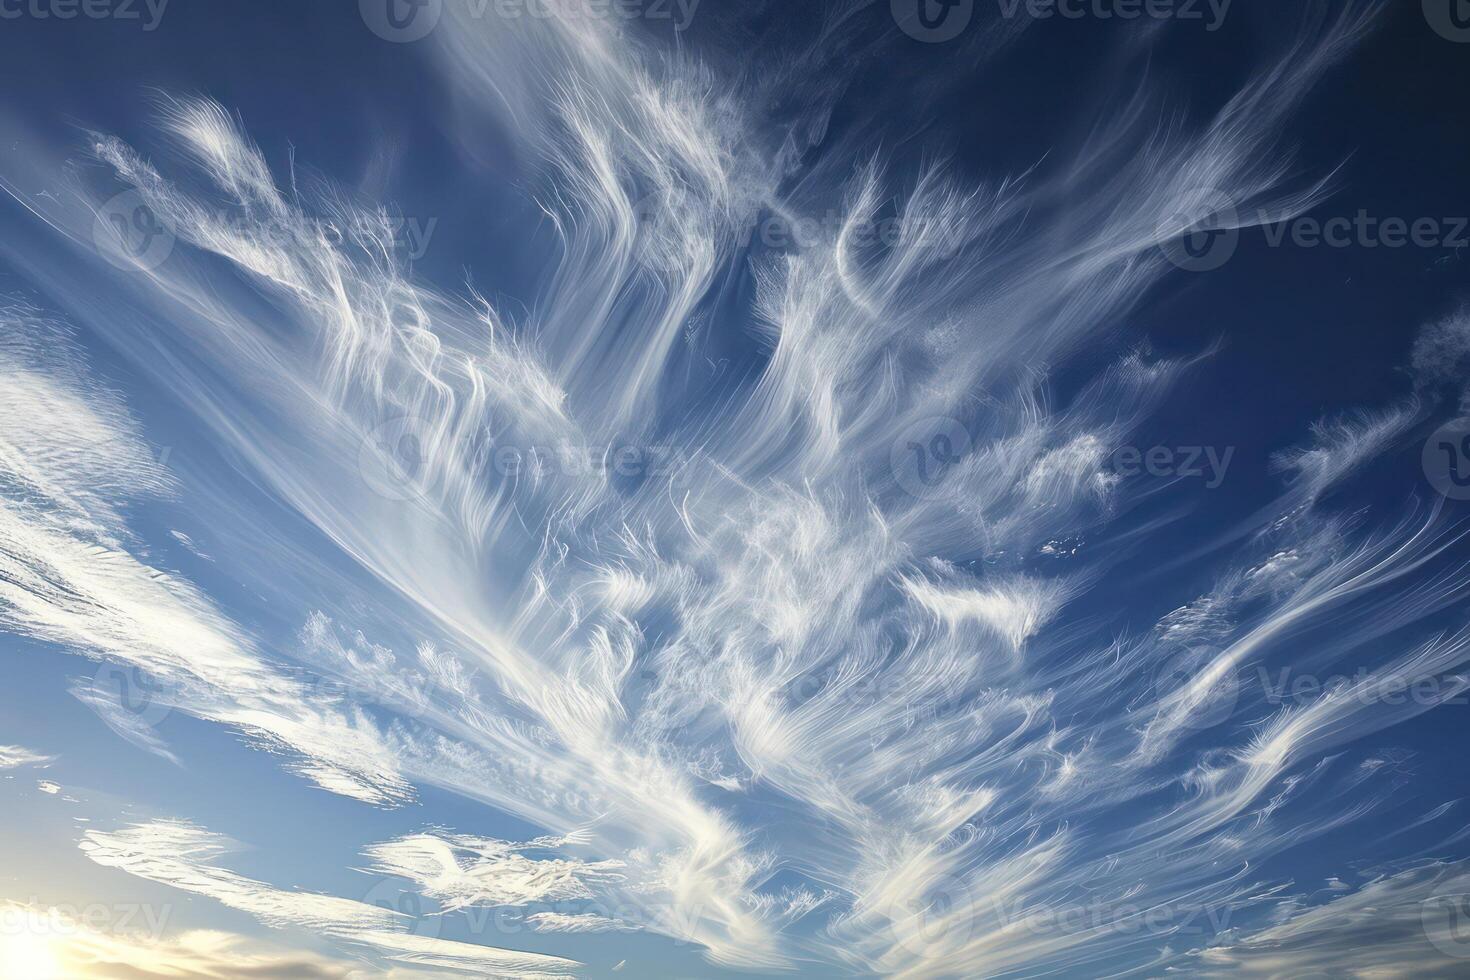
2 0 1470 977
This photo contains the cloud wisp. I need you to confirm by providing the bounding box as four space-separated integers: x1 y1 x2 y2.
79 821 582 979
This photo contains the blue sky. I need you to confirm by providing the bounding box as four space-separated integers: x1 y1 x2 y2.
3 1 1470 977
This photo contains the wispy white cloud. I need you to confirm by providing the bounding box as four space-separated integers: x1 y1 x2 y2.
0 744 52 769
80 821 582 978
525 912 626 934
363 832 626 911
1177 861 1470 978
0 308 410 806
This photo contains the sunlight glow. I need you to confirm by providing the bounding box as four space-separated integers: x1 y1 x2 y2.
0 931 64 979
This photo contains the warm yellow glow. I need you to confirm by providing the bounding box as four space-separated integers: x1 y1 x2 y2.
0 930 64 979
